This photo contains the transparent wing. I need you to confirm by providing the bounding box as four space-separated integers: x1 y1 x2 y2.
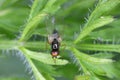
46 16 56 35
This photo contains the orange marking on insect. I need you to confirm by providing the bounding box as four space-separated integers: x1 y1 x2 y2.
52 51 59 57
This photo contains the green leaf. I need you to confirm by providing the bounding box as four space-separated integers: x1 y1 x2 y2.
69 48 115 78
78 44 120 53
0 40 18 49
19 47 68 65
0 77 27 80
28 0 48 21
70 48 113 64
75 75 90 80
88 0 120 22
0 0 18 9
19 47 46 80
74 16 114 43
74 0 120 44
90 19 120 41
33 60 57 77
28 58 46 80
0 7 29 38
19 13 48 41
19 0 67 41
92 52 115 59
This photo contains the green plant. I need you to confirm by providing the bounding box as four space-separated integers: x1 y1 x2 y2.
0 0 120 80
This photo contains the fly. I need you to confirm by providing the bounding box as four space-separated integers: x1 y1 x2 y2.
48 29 62 62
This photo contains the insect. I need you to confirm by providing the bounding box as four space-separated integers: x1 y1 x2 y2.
48 29 62 61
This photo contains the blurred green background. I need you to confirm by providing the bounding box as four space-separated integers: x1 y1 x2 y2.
0 0 120 80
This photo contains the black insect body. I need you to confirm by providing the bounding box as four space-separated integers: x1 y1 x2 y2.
48 29 62 58
51 38 60 58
